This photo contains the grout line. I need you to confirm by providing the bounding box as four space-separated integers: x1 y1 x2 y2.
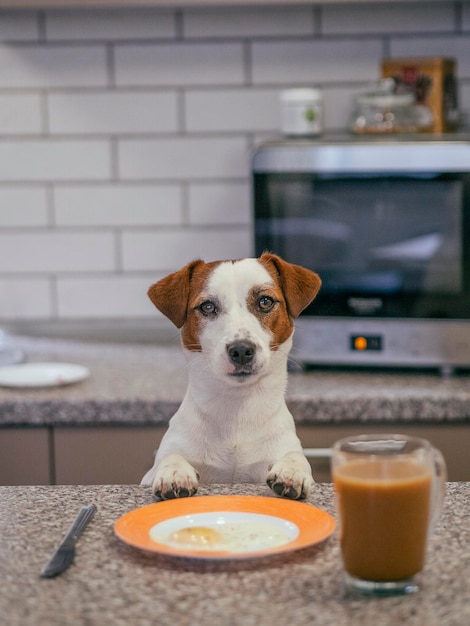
114 228 123 273
243 40 252 86
313 6 322 37
50 274 59 320
177 88 186 133
37 11 47 43
175 9 184 40
181 181 190 225
454 1 463 32
46 183 55 227
40 91 49 136
107 43 116 88
110 136 119 181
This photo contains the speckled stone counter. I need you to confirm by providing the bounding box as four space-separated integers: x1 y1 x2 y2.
0 482 468 626
0 335 470 427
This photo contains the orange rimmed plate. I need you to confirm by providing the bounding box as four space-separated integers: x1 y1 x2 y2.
114 495 336 560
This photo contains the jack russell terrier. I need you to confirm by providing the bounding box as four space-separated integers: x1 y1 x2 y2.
141 252 321 500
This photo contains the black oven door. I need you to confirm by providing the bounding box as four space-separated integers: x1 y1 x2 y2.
254 171 470 320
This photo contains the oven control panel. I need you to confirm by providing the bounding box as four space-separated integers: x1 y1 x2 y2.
293 318 470 372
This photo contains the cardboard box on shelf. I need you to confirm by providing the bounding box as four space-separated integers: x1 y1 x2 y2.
381 57 459 133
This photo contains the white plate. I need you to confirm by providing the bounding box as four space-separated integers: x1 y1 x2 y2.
0 362 89 388
149 511 299 554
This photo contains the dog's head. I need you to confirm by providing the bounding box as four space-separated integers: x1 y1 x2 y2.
148 253 321 385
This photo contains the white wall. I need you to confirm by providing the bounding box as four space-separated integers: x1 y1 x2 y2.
0 2 469 321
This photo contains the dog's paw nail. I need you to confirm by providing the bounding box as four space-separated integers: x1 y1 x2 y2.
177 487 193 498
156 484 198 500
281 484 299 499
267 477 285 496
267 478 302 500
284 486 300 499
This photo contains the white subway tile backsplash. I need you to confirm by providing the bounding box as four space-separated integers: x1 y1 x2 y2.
48 91 179 135
183 6 314 38
0 188 48 227
118 137 249 180
122 227 252 271
57 275 156 318
0 279 51 319
0 3 466 323
0 94 42 135
0 232 115 273
0 11 39 42
188 182 251 225
0 45 108 89
115 42 245 87
45 9 176 41
186 89 281 132
389 36 470 78
323 85 369 131
252 39 382 85
54 184 183 226
0 140 111 182
323 3 455 36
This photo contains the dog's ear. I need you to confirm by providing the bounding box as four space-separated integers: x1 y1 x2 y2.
148 259 204 328
260 252 321 319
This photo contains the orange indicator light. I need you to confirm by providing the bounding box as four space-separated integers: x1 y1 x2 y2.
354 336 368 351
350 335 382 352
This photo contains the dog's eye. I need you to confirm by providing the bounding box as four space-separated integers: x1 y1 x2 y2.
258 296 275 312
198 301 217 316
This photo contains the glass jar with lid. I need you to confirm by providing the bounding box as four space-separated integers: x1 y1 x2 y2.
351 83 433 134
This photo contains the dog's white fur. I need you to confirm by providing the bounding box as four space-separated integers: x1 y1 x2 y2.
141 253 321 500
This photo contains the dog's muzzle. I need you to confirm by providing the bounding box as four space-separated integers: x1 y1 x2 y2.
226 340 257 375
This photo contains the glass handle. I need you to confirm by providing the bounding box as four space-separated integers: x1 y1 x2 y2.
430 447 447 534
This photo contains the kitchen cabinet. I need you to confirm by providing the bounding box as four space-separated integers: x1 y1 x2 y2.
0 427 50 485
2 422 467 487
53 425 166 485
298 423 470 483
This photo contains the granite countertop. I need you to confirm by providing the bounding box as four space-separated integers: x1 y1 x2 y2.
1 482 469 626
1 334 470 427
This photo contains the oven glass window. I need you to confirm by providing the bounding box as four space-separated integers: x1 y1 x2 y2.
255 173 469 319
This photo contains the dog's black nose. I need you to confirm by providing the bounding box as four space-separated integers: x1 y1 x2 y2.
227 341 256 366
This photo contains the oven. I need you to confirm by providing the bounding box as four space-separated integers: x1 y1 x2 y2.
253 136 470 373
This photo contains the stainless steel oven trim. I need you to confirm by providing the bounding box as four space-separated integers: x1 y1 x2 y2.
252 137 470 173
292 317 470 371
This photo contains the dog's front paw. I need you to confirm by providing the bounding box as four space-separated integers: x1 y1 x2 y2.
266 453 314 500
152 456 200 501
153 472 199 501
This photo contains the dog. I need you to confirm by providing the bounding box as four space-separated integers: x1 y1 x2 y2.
141 252 321 500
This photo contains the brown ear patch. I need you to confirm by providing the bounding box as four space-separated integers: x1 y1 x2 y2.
259 252 321 319
147 259 205 329
148 259 222 351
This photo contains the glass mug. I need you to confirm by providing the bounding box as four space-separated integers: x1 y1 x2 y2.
331 434 446 595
